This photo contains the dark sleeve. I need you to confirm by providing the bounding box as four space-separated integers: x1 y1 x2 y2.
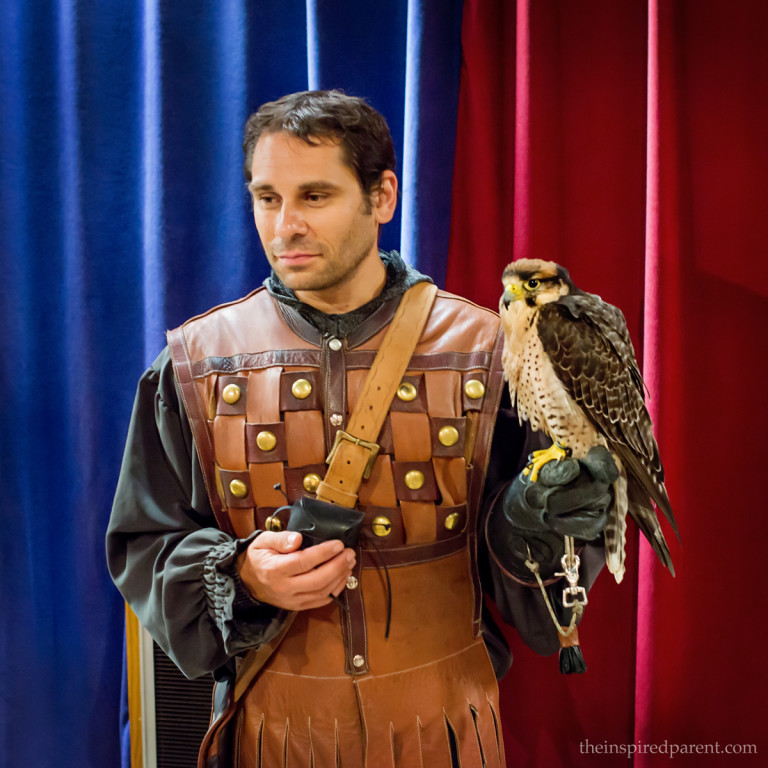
106 348 287 679
478 389 604 673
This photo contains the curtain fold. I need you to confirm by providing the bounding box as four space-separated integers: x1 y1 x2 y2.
399 0 463 281
636 0 683 750
0 2 462 766
636 1 768 762
449 6 647 761
449 0 767 765
141 0 165 358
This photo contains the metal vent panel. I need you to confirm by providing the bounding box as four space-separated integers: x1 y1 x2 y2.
152 641 215 768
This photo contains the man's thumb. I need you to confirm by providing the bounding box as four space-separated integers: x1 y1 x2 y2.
281 531 302 551
251 530 302 552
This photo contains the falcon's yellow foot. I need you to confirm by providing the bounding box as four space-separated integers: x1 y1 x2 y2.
523 441 571 482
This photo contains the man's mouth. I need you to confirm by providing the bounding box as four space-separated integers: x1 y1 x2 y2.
274 250 319 266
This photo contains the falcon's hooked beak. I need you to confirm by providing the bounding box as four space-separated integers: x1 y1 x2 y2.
502 283 523 309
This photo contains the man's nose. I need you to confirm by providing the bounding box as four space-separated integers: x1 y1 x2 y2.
275 203 308 237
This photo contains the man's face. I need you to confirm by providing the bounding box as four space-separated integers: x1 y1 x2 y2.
248 132 393 302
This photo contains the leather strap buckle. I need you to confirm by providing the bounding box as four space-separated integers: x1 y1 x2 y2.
326 429 380 479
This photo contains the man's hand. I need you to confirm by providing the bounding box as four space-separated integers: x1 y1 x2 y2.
486 446 617 581
515 445 618 540
237 531 356 610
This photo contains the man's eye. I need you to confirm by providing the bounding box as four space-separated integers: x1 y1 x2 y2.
306 193 327 203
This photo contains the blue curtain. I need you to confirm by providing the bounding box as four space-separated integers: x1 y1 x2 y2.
0 1 462 765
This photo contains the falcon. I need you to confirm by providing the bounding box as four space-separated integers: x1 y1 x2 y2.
499 258 678 583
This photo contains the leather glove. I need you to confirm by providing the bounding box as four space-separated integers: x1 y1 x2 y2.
487 445 618 581
285 496 365 550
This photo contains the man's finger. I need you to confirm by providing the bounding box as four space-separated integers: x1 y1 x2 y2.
286 548 355 590
250 530 303 552
248 533 350 576
288 540 350 574
329 572 352 598
265 552 355 610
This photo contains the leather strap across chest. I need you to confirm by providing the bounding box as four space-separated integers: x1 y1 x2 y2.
315 281 438 508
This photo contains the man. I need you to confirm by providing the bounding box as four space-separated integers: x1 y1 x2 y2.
107 90 611 767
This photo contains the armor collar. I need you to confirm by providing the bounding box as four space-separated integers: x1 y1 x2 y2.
264 250 432 348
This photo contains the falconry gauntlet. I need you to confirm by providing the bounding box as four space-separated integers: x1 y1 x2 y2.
488 445 617 580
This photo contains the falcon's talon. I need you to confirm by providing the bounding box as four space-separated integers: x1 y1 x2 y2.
525 441 570 482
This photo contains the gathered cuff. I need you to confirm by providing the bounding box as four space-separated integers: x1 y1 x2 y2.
202 533 281 656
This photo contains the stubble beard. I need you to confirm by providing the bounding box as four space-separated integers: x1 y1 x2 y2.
270 226 378 295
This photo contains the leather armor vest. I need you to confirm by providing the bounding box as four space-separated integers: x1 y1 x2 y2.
170 286 507 768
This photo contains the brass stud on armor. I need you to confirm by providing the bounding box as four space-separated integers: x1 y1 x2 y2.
229 479 248 498
438 425 460 447
291 378 312 399
221 383 241 404
404 470 425 490
346 575 359 590
444 512 461 531
352 654 365 668
303 473 321 494
256 430 277 452
371 516 392 537
464 379 485 399
396 381 418 402
265 514 283 532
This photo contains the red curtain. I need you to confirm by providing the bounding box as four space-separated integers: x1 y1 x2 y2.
447 1 768 765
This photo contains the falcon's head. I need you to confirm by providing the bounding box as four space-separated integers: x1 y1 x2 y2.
500 258 574 311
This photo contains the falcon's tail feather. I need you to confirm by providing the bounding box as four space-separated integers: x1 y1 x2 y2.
604 471 628 584
614 443 680 545
626 477 676 576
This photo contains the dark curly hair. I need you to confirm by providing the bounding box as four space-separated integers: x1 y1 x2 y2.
242 90 396 200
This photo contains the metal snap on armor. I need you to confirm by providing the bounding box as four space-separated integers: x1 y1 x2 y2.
346 575 359 590
330 413 344 426
371 516 392 537
291 378 312 399
221 383 241 404
404 470 425 490
328 338 342 351
396 381 418 402
464 379 486 399
438 425 460 447
264 515 283 532
302 473 321 493
444 512 461 531
229 479 248 498
256 430 277 452
352 654 365 668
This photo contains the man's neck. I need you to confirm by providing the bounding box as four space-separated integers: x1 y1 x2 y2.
264 250 431 340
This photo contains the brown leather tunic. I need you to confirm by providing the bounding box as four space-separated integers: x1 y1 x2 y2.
170 286 506 767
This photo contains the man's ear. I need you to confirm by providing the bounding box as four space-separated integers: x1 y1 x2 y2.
370 170 398 225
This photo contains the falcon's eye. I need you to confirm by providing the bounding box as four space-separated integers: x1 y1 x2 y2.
525 279 540 290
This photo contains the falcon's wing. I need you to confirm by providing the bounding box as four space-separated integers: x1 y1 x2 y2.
537 294 679 544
